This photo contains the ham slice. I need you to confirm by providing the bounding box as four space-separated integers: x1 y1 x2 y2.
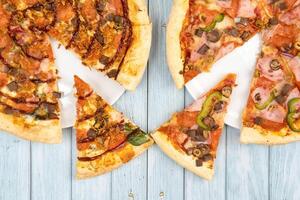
217 0 232 8
237 0 256 18
257 56 284 82
279 5 300 26
251 87 271 104
261 102 286 123
215 43 235 60
289 56 300 82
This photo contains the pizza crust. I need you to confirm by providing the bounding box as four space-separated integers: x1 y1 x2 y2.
151 131 214 180
166 0 189 89
117 23 152 90
0 112 62 143
76 139 153 179
127 0 150 25
241 127 300 145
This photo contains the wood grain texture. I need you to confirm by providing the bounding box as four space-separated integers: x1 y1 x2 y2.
147 0 185 199
112 70 149 200
270 144 300 200
0 133 30 200
226 126 269 200
31 128 72 200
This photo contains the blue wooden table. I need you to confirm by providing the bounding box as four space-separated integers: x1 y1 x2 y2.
1 1 300 200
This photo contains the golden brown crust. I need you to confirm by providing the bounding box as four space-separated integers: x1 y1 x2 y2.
127 0 150 25
151 131 214 180
166 0 188 89
76 139 153 179
240 127 300 145
0 112 62 143
117 24 152 90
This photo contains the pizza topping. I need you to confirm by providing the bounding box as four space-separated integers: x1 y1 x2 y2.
237 0 256 18
221 86 233 97
206 29 221 43
287 98 300 132
7 81 18 91
289 56 300 82
194 28 204 37
269 59 281 71
125 123 150 146
252 88 275 110
202 14 225 32
257 56 284 81
196 91 223 130
286 88 300 105
260 102 286 123
275 83 293 104
197 44 210 55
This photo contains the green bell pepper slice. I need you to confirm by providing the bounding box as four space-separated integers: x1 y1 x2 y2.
196 91 222 130
255 91 275 110
203 14 224 32
287 113 300 132
287 98 300 132
288 98 300 113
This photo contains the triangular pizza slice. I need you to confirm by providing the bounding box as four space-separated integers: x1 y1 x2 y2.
74 75 153 179
151 74 236 180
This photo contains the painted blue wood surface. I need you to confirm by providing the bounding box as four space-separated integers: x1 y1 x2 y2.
1 0 300 200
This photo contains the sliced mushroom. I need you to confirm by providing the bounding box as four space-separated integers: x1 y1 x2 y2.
87 128 97 139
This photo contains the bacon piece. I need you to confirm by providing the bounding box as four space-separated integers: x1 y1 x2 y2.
285 87 300 106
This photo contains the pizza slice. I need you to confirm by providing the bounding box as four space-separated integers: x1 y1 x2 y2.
48 0 152 91
167 0 268 88
151 74 236 180
74 75 153 179
241 11 300 144
0 3 62 143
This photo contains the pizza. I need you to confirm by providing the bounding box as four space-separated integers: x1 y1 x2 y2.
241 2 300 145
74 75 153 178
0 2 62 143
151 74 236 180
48 0 152 90
166 0 300 88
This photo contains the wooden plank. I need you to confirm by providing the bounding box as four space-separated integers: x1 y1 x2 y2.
226 126 269 200
147 0 185 199
111 69 149 200
71 128 111 200
269 144 300 200
0 132 30 200
184 92 226 200
31 128 72 200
